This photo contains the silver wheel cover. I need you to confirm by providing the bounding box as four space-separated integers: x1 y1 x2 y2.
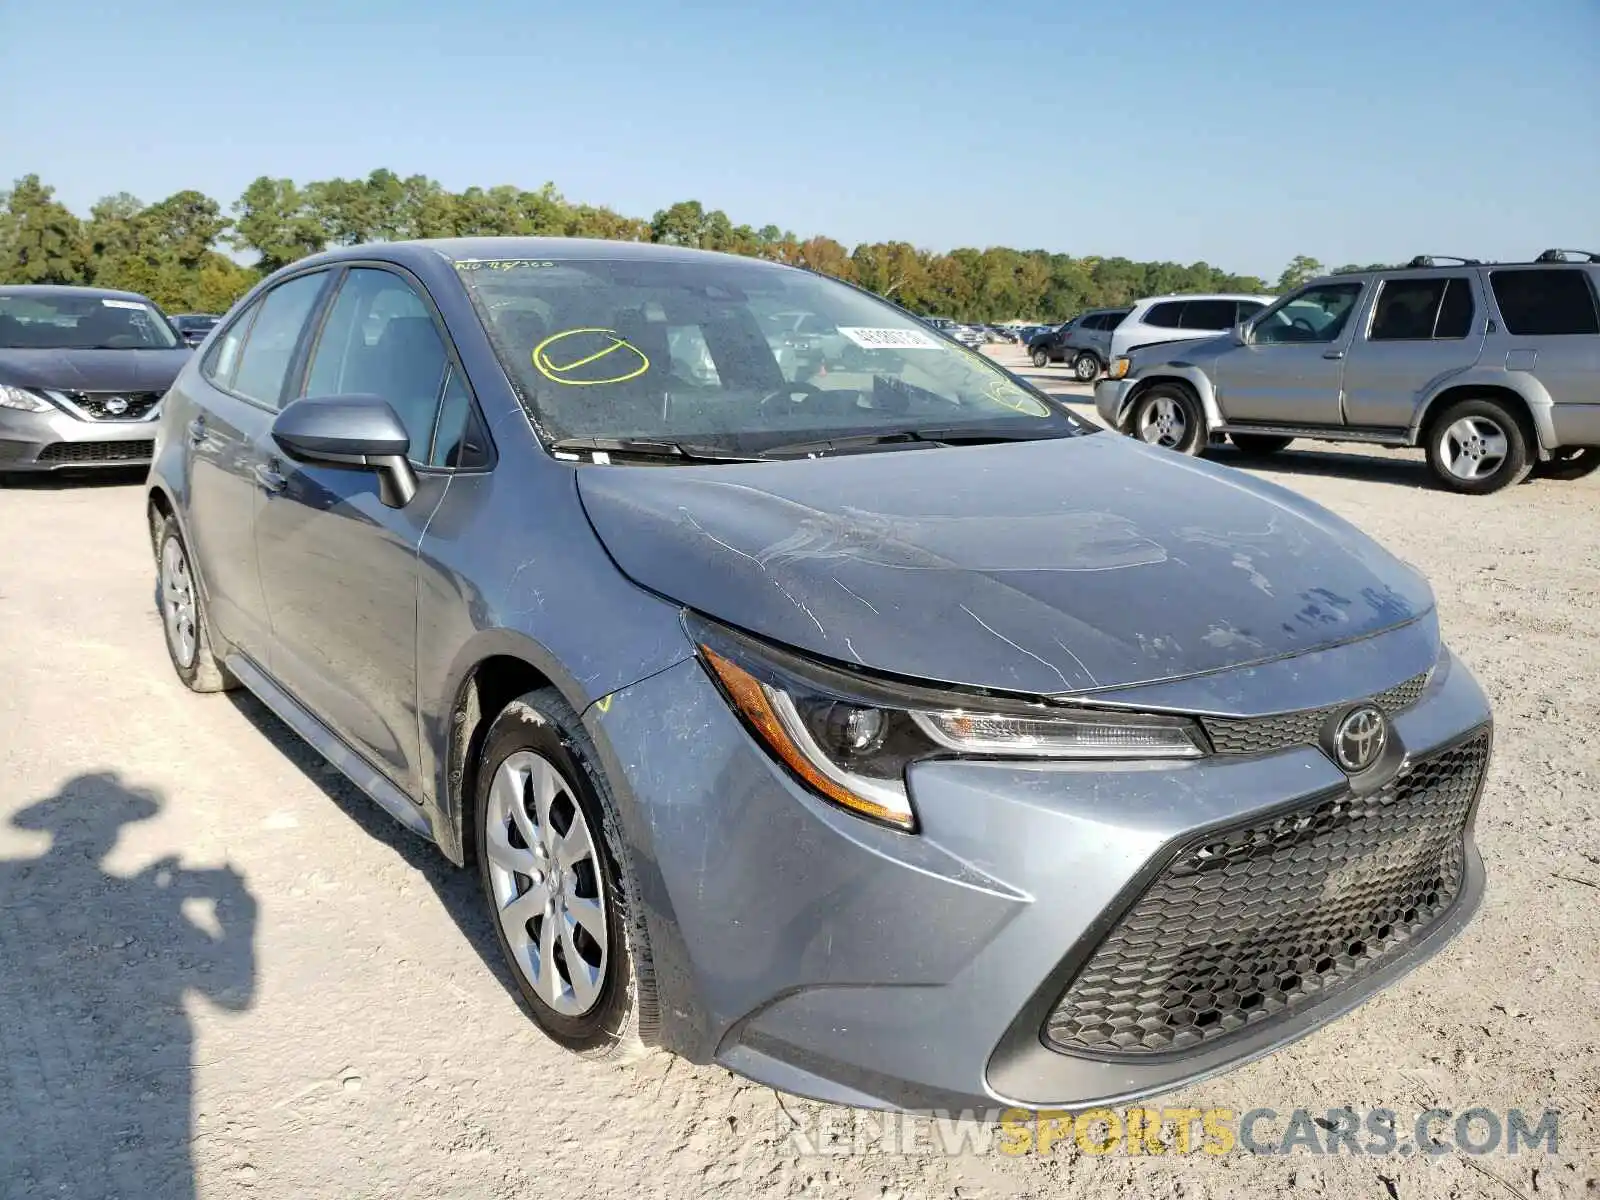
160 536 198 669
1137 395 1187 448
485 750 609 1016
1440 415 1509 482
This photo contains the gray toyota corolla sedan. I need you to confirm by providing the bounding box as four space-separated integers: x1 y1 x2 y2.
146 238 1492 1112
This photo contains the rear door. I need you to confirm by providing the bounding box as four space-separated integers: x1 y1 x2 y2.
1341 275 1484 428
253 264 465 796
1214 280 1366 424
180 270 332 662
1485 267 1600 416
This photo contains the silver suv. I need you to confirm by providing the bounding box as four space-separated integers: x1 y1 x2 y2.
1095 252 1600 494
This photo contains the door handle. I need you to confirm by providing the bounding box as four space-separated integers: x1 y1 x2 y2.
253 461 287 493
187 417 207 444
1323 350 1345 360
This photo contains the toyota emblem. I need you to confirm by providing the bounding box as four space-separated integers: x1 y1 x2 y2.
1333 705 1387 773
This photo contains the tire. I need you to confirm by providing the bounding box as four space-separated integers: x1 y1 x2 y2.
1425 397 1534 494
475 688 657 1061
1071 352 1101 383
155 514 236 693
1532 446 1600 481
1129 383 1206 455
1030 348 1050 368
1229 433 1294 457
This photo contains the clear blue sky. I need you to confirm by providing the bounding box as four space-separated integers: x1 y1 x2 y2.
2 0 1595 280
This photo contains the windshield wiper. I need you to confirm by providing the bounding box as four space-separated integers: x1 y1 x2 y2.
761 425 1067 459
548 436 766 464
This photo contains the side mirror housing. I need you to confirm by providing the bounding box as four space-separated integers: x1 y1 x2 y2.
270 394 418 509
1231 320 1252 346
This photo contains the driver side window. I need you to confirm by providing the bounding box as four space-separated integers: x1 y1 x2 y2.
1254 282 1365 345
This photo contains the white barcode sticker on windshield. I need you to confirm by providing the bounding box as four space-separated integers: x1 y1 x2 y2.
837 326 942 350
101 299 146 309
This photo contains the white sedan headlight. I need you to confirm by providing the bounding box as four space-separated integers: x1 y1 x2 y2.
0 385 54 413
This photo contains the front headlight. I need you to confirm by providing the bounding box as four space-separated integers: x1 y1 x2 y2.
0 385 54 413
690 615 1206 831
1107 357 1132 380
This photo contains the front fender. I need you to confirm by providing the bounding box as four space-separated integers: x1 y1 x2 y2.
1120 365 1224 431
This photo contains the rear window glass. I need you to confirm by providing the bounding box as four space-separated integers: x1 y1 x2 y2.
1144 301 1185 329
1490 269 1600 336
1179 300 1238 331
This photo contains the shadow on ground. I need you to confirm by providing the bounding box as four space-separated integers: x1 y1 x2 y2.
0 772 256 1199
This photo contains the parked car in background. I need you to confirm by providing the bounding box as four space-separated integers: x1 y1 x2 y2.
169 313 221 348
1094 252 1600 493
1106 293 1273 367
0 285 190 478
148 236 1492 1114
1029 308 1132 380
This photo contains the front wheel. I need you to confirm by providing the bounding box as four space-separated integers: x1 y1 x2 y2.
1532 447 1600 481
1030 348 1050 369
1071 352 1101 383
1130 384 1206 455
475 688 657 1060
1425 398 1533 494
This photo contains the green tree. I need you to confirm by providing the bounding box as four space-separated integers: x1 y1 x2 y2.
231 177 326 273
1276 255 1325 292
0 175 89 284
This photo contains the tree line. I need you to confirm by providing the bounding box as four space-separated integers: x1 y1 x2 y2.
0 171 1362 321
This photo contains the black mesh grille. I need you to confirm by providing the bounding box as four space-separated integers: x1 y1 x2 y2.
1203 672 1431 756
62 391 163 421
1044 731 1488 1057
36 440 154 464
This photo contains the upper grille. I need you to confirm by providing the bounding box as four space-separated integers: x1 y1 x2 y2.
60 390 163 421
37 440 154 464
1044 731 1488 1057
1203 671 1431 757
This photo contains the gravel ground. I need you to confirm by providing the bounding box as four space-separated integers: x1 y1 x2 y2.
2 350 1596 1198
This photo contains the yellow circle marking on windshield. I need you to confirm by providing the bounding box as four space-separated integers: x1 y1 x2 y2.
984 379 1049 416
532 328 650 386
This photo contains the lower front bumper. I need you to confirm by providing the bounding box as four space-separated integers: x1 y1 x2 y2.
587 640 1492 1113
0 407 159 471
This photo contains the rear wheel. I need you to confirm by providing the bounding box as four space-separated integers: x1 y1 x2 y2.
475 688 657 1061
1130 383 1206 455
1072 352 1101 382
1425 398 1533 494
1229 433 1294 457
155 515 235 693
1030 348 1050 368
1532 446 1600 481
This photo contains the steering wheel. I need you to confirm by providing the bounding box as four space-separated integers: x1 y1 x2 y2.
1290 316 1317 336
758 382 828 414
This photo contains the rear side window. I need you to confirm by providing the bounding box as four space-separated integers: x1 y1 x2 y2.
1145 301 1186 329
223 273 329 407
1236 300 1266 321
1490 269 1600 336
1180 299 1238 330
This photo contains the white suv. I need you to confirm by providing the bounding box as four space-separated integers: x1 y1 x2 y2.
1108 293 1275 364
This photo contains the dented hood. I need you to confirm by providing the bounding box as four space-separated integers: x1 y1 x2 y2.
576 433 1435 696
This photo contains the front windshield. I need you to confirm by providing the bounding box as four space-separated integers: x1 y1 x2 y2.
0 293 180 350
454 257 1087 453
1250 281 1364 345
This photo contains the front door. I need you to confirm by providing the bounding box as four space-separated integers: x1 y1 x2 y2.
1341 275 1484 429
1215 280 1366 425
254 265 456 795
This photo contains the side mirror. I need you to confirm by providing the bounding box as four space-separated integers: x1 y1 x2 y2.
1231 320 1252 346
270 394 418 509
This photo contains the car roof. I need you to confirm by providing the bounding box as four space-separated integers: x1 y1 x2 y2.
0 283 157 304
323 236 790 269
1131 293 1274 307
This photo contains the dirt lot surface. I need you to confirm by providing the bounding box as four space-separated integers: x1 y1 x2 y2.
3 347 1597 1198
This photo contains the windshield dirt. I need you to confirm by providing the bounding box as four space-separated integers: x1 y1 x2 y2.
0 294 180 350
453 257 1088 454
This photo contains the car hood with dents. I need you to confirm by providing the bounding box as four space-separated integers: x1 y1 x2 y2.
0 347 191 393
576 434 1436 697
